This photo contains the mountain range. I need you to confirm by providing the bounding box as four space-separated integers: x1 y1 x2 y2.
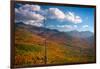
14 22 95 67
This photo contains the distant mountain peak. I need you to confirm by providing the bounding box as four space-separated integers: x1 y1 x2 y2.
67 30 93 38
15 22 93 39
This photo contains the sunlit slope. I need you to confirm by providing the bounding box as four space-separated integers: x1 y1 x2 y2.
14 23 95 67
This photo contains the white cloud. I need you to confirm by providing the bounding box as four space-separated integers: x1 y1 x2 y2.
15 4 83 27
46 24 86 32
73 25 78 28
15 4 45 27
56 25 78 31
19 4 40 11
79 25 89 31
65 12 82 24
47 8 82 24
82 25 89 28
24 20 43 27
48 8 65 20
75 16 82 23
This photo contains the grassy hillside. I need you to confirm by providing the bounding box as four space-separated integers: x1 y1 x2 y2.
14 23 95 67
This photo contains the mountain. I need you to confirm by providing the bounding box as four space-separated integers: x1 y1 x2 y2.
16 22 94 38
15 22 70 44
67 30 94 38
15 22 95 50
16 22 60 37
14 22 95 67
16 22 95 50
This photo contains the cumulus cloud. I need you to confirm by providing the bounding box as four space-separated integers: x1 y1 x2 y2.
19 4 40 11
15 4 83 27
48 8 65 20
15 4 45 27
47 8 82 24
65 12 82 24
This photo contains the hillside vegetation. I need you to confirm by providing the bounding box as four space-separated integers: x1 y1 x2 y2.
14 23 95 67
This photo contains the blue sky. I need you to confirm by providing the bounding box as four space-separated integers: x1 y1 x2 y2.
15 3 95 32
